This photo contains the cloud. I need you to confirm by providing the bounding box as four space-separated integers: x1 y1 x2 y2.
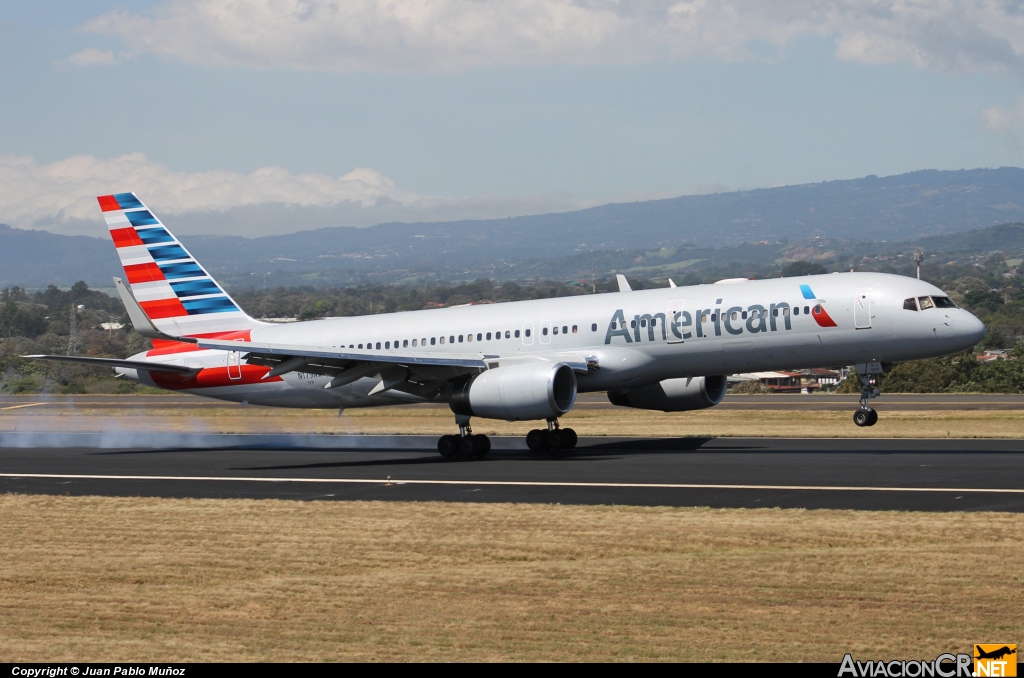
0 153 585 237
982 96 1024 151
57 48 117 69
76 0 1024 77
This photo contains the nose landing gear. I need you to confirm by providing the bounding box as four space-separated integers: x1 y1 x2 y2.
438 416 490 459
853 362 883 427
526 419 578 453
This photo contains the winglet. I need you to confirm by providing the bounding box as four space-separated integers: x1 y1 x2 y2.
113 277 197 344
668 278 677 288
616 274 632 292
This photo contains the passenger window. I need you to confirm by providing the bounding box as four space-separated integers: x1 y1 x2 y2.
449 336 454 343
918 296 934 310
440 337 445 344
639 319 645 328
477 333 482 341
486 332 491 340
591 323 597 332
741 311 747 320
804 306 810 314
432 337 437 345
412 339 417 347
783 308 790 316
385 341 390 349
542 327 548 335
631 320 636 328
376 342 381 349
574 325 579 333
358 344 363 349
422 338 426 345
903 298 918 311
813 305 821 314
553 326 559 335
794 308 799 315
403 340 408 348
467 334 473 342
524 329 530 337
932 296 957 309
700 314 707 322
507 331 513 338
459 335 464 342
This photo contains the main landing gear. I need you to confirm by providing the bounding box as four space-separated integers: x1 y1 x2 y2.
437 416 491 459
436 417 579 459
526 419 578 453
853 362 882 427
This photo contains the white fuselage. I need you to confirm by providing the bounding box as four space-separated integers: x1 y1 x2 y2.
120 273 986 410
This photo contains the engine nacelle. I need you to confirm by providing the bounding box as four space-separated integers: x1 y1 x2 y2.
607 375 727 412
450 362 578 421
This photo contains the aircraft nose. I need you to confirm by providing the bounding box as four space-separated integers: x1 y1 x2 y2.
953 310 986 348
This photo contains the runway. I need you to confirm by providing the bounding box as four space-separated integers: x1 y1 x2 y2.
3 435 1024 511
5 393 1024 410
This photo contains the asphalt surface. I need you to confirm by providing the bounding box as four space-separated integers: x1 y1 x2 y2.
5 393 1024 410
3 435 1024 511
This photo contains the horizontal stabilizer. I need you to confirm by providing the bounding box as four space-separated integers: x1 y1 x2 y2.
23 355 196 374
114 277 197 344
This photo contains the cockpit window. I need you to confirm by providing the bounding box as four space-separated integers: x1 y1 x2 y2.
918 296 934 310
903 298 918 311
932 296 957 309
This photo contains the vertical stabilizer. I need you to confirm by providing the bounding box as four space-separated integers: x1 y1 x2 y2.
98 193 263 337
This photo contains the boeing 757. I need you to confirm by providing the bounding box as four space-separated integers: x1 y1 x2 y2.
29 193 987 457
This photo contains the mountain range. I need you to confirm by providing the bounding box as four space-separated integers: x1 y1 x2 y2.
3 167 1024 289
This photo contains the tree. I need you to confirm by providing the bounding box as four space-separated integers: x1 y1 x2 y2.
780 261 827 277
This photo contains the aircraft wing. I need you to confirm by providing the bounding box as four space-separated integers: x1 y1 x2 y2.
193 339 591 396
195 338 492 369
194 338 493 395
23 355 196 374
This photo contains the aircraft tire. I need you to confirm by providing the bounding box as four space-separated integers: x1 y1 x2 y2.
526 429 547 452
853 409 872 427
473 434 491 457
458 435 477 457
561 428 578 449
438 435 458 458
865 408 878 426
548 428 565 451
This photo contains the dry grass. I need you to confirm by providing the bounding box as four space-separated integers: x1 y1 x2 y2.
1 494 1022 662
5 402 1024 438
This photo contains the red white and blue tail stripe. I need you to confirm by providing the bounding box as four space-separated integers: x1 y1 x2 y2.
98 193 261 337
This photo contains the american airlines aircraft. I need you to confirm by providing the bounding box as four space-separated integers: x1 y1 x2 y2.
30 193 987 457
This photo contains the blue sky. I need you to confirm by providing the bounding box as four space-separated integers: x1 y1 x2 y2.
1 0 1023 236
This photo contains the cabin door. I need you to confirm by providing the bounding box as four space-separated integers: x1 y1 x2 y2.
667 299 687 344
854 291 872 329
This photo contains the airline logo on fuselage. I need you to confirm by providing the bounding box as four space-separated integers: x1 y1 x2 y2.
604 284 837 345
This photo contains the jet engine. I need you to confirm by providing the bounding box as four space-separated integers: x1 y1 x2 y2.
450 362 578 421
607 375 727 412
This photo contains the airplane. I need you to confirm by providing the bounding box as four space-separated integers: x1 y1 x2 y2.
28 193 987 458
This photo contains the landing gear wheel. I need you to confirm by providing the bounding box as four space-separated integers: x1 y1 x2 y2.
853 408 877 427
548 428 566 451
438 435 458 458
561 428 578 449
472 434 491 457
526 429 547 453
458 435 477 457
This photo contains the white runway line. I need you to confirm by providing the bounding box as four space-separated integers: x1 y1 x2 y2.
0 403 47 411
1 473 1023 493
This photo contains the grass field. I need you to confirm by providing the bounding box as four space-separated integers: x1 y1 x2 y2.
1 494 1021 662
5 399 1024 438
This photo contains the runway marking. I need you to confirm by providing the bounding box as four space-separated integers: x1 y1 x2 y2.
0 403 47 411
1 472 1023 494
